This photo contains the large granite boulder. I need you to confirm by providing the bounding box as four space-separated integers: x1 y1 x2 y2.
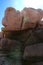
20 7 40 30
2 7 40 32
0 38 23 65
2 7 22 31
1 7 43 65
24 43 43 58
37 9 43 28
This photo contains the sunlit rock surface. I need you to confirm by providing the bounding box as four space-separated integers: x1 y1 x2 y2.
21 8 40 30
2 7 42 31
2 7 22 31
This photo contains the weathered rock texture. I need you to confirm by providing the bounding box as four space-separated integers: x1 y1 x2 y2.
1 7 43 65
21 8 40 29
2 7 22 31
0 32 3 38
37 9 43 28
2 7 43 32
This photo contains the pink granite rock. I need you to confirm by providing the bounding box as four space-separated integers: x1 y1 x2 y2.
2 7 22 31
37 9 43 28
20 8 40 30
2 7 43 31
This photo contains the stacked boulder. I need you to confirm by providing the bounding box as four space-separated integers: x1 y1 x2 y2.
1 7 43 65
2 7 40 31
2 7 22 31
